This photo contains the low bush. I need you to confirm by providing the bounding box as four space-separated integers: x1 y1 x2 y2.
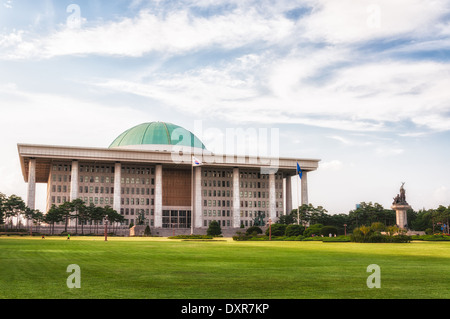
285 224 304 237
265 224 287 237
411 234 450 241
168 235 214 240
320 226 338 237
246 226 263 236
322 236 351 242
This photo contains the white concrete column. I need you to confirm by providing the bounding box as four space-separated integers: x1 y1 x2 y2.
154 164 163 228
27 159 36 210
194 166 203 228
269 172 277 222
70 160 79 201
285 175 293 215
301 171 309 205
113 162 121 213
232 167 240 228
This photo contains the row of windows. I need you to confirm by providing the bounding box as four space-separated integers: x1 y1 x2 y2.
239 172 283 180
201 180 282 190
201 210 283 219
52 174 71 183
203 170 233 178
120 208 154 216
80 176 114 184
203 200 232 208
121 166 155 175
240 201 283 208
80 186 114 195
240 191 283 199
80 165 115 173
203 210 231 217
52 164 71 172
204 190 232 198
121 177 154 185
51 196 114 205
122 187 154 196
202 170 284 180
120 198 154 206
52 185 70 193
203 180 232 188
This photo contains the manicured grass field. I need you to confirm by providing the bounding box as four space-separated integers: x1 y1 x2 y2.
1 236 450 299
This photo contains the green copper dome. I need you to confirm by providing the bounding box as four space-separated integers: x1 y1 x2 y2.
109 122 206 150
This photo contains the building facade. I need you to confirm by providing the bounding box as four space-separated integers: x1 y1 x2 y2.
18 122 320 233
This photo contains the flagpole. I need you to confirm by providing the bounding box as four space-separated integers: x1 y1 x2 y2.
191 154 194 235
297 175 300 225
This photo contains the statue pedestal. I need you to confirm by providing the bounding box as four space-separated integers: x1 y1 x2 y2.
391 204 410 229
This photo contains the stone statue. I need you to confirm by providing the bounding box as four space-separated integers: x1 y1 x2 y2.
393 182 408 205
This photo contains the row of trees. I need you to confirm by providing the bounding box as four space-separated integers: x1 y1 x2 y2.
279 202 450 235
0 193 125 235
46 199 125 235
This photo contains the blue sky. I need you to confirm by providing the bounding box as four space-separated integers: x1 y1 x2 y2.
0 0 449 214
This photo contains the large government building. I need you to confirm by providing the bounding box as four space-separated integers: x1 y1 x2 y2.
18 122 320 234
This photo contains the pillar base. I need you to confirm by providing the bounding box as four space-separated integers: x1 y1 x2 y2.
391 204 410 229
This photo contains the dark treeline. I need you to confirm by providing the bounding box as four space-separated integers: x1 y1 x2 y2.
0 193 125 235
283 202 450 235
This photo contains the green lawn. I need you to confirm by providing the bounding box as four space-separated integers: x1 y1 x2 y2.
1 236 449 299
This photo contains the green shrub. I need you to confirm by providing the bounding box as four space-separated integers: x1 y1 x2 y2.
266 224 287 237
144 226 151 237
320 226 338 237
246 226 262 236
370 222 386 232
368 232 386 243
232 232 251 241
388 235 411 243
304 224 323 237
285 224 304 237
412 234 450 241
322 236 351 242
207 220 222 236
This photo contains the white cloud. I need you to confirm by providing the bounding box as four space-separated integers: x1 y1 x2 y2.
95 50 450 133
433 186 450 206
300 0 450 44
0 8 295 59
320 160 343 171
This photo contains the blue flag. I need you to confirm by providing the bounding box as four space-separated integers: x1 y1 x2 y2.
297 162 303 179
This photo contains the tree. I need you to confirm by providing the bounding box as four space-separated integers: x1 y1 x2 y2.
277 211 297 225
59 201 73 233
207 220 222 236
411 209 433 231
265 223 287 237
246 226 262 236
320 225 338 237
0 193 6 229
144 225 151 237
77 201 90 235
304 224 323 237
348 202 395 229
45 205 64 234
285 224 304 237
88 205 106 235
23 207 36 233
70 199 87 234
104 206 124 235
434 205 450 234
32 210 44 234
370 222 386 232
4 195 26 230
